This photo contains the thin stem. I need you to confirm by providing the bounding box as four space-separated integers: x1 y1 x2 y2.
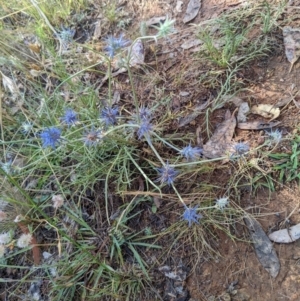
152 132 181 152
145 135 165 165
108 60 112 106
171 183 186 207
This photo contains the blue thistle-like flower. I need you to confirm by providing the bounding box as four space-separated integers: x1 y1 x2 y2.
234 142 249 155
266 129 282 145
180 144 203 161
40 127 62 149
215 197 229 211
56 26 75 50
104 34 129 58
156 161 179 186
101 107 119 126
182 205 203 227
21 122 34 134
83 127 103 147
0 160 13 175
137 119 153 139
61 109 77 126
153 17 176 38
139 106 151 120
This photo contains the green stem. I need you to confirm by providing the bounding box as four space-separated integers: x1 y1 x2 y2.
145 135 165 165
152 132 181 152
108 60 112 106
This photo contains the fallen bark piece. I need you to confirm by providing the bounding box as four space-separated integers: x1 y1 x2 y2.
244 216 280 278
183 0 201 23
237 102 250 122
237 120 281 130
202 109 237 159
282 26 300 73
269 223 300 243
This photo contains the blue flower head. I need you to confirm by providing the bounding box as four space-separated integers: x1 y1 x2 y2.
83 127 103 147
234 142 249 155
40 127 62 149
137 119 153 139
56 26 75 50
139 106 151 120
0 160 13 175
104 34 129 58
182 205 203 227
266 129 282 145
180 144 203 161
101 107 119 126
61 109 77 126
156 161 179 186
56 26 75 42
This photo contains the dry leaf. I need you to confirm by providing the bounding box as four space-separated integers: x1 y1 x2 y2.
181 39 203 49
251 104 280 121
183 0 202 23
27 42 41 54
222 95 244 106
146 16 166 26
202 109 237 159
178 101 209 127
129 39 145 67
244 216 280 278
30 69 42 77
282 26 300 72
269 223 300 243
93 19 102 39
176 0 183 12
237 102 250 122
1 71 19 96
237 120 281 130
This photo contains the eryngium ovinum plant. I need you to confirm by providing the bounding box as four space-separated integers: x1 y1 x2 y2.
0 18 246 271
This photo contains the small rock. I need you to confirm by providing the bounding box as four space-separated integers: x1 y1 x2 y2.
220 292 231 301
232 288 251 301
179 91 190 97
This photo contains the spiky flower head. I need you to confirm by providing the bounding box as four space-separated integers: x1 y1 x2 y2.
21 122 34 134
104 34 129 58
234 142 249 155
137 119 153 139
101 107 119 126
40 127 62 149
156 161 179 186
182 205 203 227
266 129 282 145
180 144 203 161
52 194 64 209
61 109 77 126
215 197 229 211
17 233 32 248
56 26 75 43
153 17 176 38
83 127 104 147
0 232 12 245
0 160 13 175
138 106 151 120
